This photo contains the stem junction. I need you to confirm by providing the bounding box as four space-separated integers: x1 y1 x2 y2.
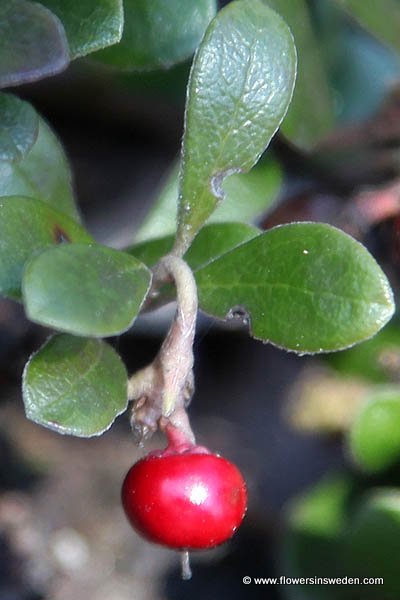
128 255 198 444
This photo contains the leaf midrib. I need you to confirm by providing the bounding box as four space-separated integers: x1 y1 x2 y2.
197 279 390 309
179 2 276 239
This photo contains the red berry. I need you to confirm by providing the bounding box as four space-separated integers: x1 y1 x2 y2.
121 447 247 550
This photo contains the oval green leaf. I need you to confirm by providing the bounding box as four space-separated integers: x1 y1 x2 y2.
0 117 79 221
135 156 282 243
0 93 38 162
0 196 92 300
266 0 335 149
95 0 216 70
23 334 127 437
0 0 69 88
175 0 296 252
195 223 395 354
349 387 400 473
23 243 152 337
40 0 123 59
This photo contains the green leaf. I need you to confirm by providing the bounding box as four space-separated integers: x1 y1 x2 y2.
0 93 38 162
282 475 354 600
176 0 296 252
195 223 395 354
134 156 282 243
287 475 353 538
0 0 69 88
23 334 127 437
39 0 123 59
23 243 152 337
128 236 174 268
343 489 400 596
129 222 259 269
328 325 400 384
95 0 216 70
349 387 400 473
0 196 92 300
266 0 335 149
286 484 400 598
218 158 282 225
134 163 181 243
128 223 259 311
185 222 259 270
0 117 79 221
336 0 400 54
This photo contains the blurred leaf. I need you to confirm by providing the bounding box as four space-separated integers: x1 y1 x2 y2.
0 196 92 300
129 222 259 269
0 93 38 162
0 117 80 221
343 489 400 596
117 61 191 104
23 243 152 337
266 0 335 148
195 223 394 354
284 482 400 598
287 474 352 540
95 0 216 70
0 0 69 88
175 0 296 252
282 474 353 600
328 326 400 384
129 236 173 268
315 0 400 126
39 0 123 58
337 0 400 54
349 388 400 473
135 157 282 243
218 159 282 224
23 334 127 437
185 222 259 270
134 163 180 243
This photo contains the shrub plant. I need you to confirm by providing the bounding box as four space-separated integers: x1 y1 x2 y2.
1 0 399 590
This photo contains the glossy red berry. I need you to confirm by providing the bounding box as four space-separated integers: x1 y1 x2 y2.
121 446 247 550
